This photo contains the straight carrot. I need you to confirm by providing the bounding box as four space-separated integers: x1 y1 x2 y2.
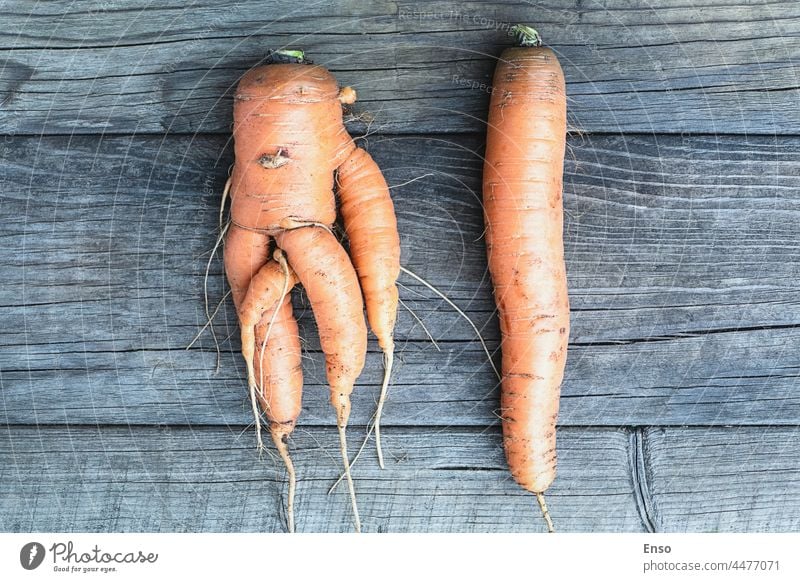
483 26 570 531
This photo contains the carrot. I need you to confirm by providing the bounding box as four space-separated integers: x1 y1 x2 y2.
223 224 271 311
223 50 401 532
231 248 301 530
337 147 400 468
253 293 303 533
483 26 570 532
275 226 367 530
238 251 297 440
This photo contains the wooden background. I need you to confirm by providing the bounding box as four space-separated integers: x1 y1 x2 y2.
1 0 799 533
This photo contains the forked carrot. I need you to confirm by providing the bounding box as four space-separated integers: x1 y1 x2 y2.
222 50 401 531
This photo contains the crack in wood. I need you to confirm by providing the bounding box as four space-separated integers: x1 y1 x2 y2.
628 428 658 533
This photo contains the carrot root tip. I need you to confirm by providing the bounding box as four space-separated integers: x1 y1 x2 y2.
332 392 352 428
271 425 297 534
374 346 395 470
332 393 361 532
337 423 361 533
536 492 555 533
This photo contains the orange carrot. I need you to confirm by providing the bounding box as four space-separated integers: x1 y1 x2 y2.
337 147 400 468
223 50 400 532
237 251 298 449
231 249 300 531
275 226 367 531
483 26 570 531
253 293 303 533
253 294 303 439
223 224 271 311
275 227 367 425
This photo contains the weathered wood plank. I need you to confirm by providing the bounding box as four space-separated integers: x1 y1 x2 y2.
3 329 800 427
1 0 798 134
0 425 643 532
644 427 800 532
2 133 798 331
3 425 796 532
1 133 798 426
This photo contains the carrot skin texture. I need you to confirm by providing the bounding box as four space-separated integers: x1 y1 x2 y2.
237 259 299 434
337 146 400 469
483 46 570 494
337 147 400 352
230 64 355 233
275 226 367 419
228 62 367 427
246 262 302 535
253 295 304 430
238 259 297 366
239 259 298 327
224 224 271 311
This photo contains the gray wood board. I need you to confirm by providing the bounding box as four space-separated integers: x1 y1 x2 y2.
644 427 800 532
1 133 799 427
1 0 799 134
1 425 797 532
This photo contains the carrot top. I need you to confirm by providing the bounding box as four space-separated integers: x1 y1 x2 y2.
266 49 309 64
510 24 542 47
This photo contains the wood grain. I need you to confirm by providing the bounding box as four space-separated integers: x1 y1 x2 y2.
2 2 798 533
0 424 650 533
0 0 798 134
2 425 796 532
1 133 798 427
644 427 800 532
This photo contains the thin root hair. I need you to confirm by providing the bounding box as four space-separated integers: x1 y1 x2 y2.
388 173 435 190
397 281 428 300
399 265 501 382
399 298 440 351
536 492 555 533
328 417 377 495
203 221 230 373
186 290 232 350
